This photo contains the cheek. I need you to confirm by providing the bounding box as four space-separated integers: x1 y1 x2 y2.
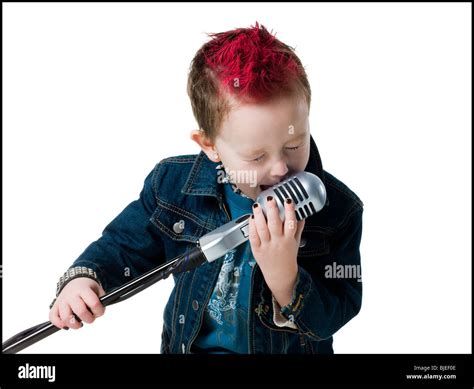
285 150 309 173
222 161 264 187
240 164 265 185
294 145 310 170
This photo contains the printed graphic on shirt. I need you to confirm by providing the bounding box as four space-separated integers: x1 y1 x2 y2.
207 249 240 325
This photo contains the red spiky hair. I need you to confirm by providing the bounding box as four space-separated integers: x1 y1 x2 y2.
187 22 311 139
203 22 305 101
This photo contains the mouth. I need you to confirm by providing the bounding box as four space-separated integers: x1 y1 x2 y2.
258 175 291 192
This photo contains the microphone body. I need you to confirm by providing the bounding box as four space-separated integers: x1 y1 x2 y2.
199 171 326 263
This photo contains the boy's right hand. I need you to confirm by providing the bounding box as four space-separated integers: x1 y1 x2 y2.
49 277 106 330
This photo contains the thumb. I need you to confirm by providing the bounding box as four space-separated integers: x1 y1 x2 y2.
98 285 106 298
91 281 106 298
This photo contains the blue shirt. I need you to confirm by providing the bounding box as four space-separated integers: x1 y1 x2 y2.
191 182 256 353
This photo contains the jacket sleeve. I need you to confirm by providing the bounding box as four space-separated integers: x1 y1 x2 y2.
70 165 166 293
280 205 364 341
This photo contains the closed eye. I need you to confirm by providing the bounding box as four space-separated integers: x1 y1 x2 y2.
252 154 265 162
250 147 299 162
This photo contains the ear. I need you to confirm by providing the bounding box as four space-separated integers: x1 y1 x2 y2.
190 129 220 162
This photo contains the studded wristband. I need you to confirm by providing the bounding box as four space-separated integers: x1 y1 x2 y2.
49 266 101 309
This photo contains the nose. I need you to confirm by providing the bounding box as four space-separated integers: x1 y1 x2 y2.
269 158 289 180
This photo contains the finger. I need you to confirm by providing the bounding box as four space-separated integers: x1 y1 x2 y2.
70 296 95 324
265 196 283 238
295 219 306 244
252 203 270 242
59 302 82 330
283 198 298 237
81 288 106 318
248 214 261 248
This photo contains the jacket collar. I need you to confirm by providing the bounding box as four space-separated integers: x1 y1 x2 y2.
181 134 325 201
181 150 223 200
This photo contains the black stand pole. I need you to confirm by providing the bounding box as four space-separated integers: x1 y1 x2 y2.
2 246 206 354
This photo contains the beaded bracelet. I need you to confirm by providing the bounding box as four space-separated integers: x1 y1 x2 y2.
49 266 101 309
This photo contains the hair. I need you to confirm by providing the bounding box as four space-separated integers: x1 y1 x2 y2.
187 22 311 141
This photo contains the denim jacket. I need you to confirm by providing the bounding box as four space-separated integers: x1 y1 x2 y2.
71 135 364 354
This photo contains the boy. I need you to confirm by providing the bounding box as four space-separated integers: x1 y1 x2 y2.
49 22 364 354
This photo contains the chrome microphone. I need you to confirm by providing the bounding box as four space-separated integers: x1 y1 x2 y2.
199 171 327 263
255 171 327 221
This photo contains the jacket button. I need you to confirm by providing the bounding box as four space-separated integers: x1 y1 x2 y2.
173 220 185 234
299 238 307 248
192 300 199 311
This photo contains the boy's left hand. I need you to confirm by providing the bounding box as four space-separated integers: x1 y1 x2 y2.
248 197 305 307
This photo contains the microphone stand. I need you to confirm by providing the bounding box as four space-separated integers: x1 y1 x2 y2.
2 246 207 354
3 170 326 354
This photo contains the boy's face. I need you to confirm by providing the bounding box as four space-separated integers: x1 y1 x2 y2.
195 95 311 201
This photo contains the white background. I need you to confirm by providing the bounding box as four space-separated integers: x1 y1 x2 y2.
3 3 471 354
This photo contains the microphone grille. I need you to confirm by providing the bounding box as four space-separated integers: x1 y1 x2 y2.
256 172 326 221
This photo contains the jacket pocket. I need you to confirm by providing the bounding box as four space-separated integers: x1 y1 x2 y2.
297 228 332 257
150 200 213 243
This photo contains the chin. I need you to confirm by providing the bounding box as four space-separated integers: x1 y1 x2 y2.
253 185 272 200
238 186 259 201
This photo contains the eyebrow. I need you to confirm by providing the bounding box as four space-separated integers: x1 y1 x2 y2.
287 132 308 141
240 150 263 158
239 130 308 157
